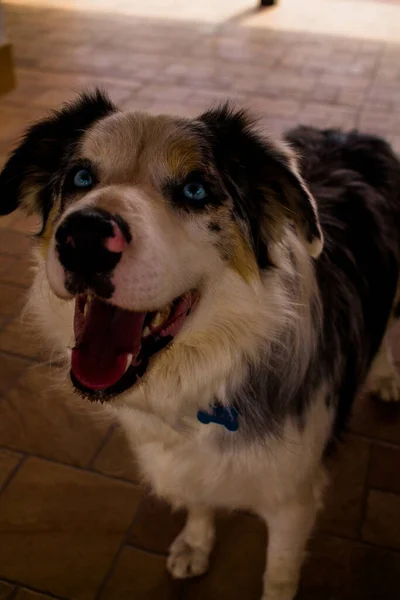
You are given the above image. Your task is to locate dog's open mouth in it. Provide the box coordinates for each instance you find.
[70,290,197,399]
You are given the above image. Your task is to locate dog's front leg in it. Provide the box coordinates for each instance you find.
[167,504,215,579]
[260,492,320,600]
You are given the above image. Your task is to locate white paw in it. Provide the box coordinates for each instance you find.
[261,581,298,600]
[261,594,296,600]
[167,535,210,579]
[371,373,400,402]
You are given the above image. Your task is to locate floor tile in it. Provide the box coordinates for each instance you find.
[368,443,400,495]
[318,436,370,538]
[0,108,38,144]
[129,495,186,555]
[0,581,15,600]
[92,425,141,483]
[7,215,41,236]
[0,449,22,491]
[0,353,29,396]
[0,317,44,359]
[0,365,111,467]
[0,213,18,230]
[297,534,400,600]
[14,589,63,600]
[0,254,35,288]
[0,255,14,276]
[182,513,266,600]
[99,545,183,600]
[0,284,26,318]
[362,490,400,551]
[349,392,400,445]
[0,457,143,600]
[0,231,31,257]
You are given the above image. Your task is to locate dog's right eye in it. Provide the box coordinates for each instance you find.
[73,169,93,189]
[183,182,207,201]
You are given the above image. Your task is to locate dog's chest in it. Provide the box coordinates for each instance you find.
[116,403,333,512]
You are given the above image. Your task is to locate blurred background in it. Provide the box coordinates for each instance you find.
[1,1,400,599]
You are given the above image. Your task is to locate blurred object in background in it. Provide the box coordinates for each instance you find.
[0,1,15,95]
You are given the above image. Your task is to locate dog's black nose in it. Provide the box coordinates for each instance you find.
[56,208,130,275]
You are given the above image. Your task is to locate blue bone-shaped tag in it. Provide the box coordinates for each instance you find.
[197,405,239,432]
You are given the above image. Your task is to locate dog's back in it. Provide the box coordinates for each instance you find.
[287,127,400,434]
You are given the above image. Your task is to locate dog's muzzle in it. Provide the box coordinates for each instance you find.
[55,208,130,297]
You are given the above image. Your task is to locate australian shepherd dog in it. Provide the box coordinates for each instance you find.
[1,91,400,599]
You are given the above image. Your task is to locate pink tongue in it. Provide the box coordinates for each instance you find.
[71,297,146,390]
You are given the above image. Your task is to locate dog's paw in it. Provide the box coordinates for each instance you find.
[371,373,400,402]
[261,581,298,600]
[261,593,297,600]
[167,535,209,579]
[261,594,296,600]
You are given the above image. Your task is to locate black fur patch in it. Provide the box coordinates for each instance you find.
[234,125,400,443]
[299,128,400,439]
[208,222,222,232]
[198,104,322,269]
[65,272,115,299]
[0,89,116,227]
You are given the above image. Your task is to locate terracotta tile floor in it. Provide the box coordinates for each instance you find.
[1,0,400,598]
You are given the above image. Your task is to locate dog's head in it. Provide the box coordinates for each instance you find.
[0,91,322,407]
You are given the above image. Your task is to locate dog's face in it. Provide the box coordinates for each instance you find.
[0,91,322,405]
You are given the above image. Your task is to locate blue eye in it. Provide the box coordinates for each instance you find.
[73,169,93,189]
[183,182,207,201]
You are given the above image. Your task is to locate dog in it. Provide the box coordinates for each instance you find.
[1,90,400,600]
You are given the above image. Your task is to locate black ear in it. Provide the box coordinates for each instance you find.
[199,104,323,262]
[0,89,116,220]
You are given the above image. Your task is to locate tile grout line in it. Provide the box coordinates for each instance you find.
[367,484,400,497]
[348,431,400,448]
[0,313,17,337]
[6,586,19,600]
[0,578,67,600]
[0,443,140,487]
[0,347,42,365]
[93,493,147,600]
[123,541,168,558]
[317,530,400,557]
[357,441,373,540]
[0,454,27,497]
[86,422,117,471]
[353,39,385,130]
[0,355,42,404]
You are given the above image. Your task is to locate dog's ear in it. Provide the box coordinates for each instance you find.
[0,89,116,221]
[199,104,323,262]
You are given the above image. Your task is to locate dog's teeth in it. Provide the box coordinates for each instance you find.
[150,304,172,329]
[83,294,93,317]
[125,353,133,373]
[142,325,151,339]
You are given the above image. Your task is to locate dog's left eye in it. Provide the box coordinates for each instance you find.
[73,169,93,189]
[183,182,207,201]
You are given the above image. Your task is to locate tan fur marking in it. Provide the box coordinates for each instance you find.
[39,201,59,256]
[164,139,201,178]
[83,112,202,189]
[228,223,259,283]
